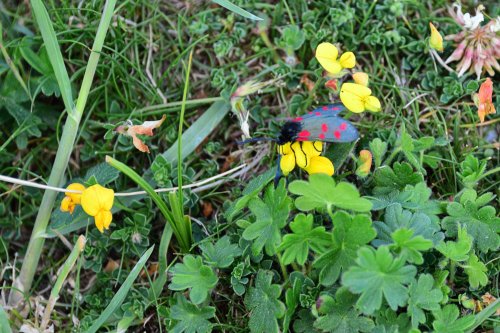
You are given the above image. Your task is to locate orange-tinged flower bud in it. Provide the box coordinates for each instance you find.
[356,150,373,177]
[352,72,369,86]
[476,77,496,123]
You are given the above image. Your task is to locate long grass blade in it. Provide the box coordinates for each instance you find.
[211,0,262,21]
[30,0,74,113]
[0,306,13,333]
[84,245,154,333]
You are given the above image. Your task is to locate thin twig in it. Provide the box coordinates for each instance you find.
[145,25,167,103]
[430,49,455,73]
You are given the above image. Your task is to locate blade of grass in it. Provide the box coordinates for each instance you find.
[29,0,74,114]
[211,0,263,21]
[466,298,500,333]
[84,245,154,333]
[40,235,86,330]
[9,0,117,307]
[0,306,13,333]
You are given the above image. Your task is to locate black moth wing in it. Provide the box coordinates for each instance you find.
[289,104,359,143]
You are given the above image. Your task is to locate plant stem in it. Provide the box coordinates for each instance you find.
[8,0,116,307]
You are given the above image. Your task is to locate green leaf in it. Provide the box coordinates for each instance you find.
[369,191,413,211]
[289,174,372,212]
[442,189,499,253]
[225,168,274,221]
[169,294,215,333]
[169,255,218,305]
[244,270,285,333]
[314,287,374,333]
[436,225,472,262]
[407,274,443,327]
[242,182,291,256]
[211,0,263,21]
[462,254,488,289]
[84,162,120,185]
[200,236,242,268]
[278,214,330,265]
[390,229,433,264]
[0,305,12,333]
[85,246,154,333]
[432,304,475,333]
[374,163,424,195]
[314,212,376,286]
[373,204,443,248]
[369,138,388,168]
[458,155,487,189]
[342,246,416,315]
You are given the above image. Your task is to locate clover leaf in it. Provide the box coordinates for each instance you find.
[169,255,218,305]
[407,274,443,328]
[342,246,416,315]
[463,254,488,289]
[314,287,374,333]
[278,214,330,265]
[390,229,433,265]
[242,182,292,256]
[289,174,372,212]
[442,189,500,253]
[374,162,424,195]
[200,236,242,268]
[314,211,376,286]
[169,294,216,333]
[244,270,285,333]
[432,304,474,333]
[373,204,443,247]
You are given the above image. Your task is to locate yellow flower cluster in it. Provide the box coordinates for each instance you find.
[60,183,115,233]
[315,42,382,113]
[278,141,334,177]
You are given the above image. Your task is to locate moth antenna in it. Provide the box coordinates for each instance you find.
[237,137,276,145]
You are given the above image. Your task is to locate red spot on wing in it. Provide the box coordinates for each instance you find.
[315,112,322,116]
[293,117,303,122]
[308,112,313,115]
[339,122,347,131]
[296,137,307,141]
[322,106,328,110]
[318,133,325,139]
[321,123,328,132]
[334,131,341,139]
[332,106,340,111]
[298,130,311,138]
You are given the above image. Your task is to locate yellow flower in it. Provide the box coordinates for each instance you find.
[278,141,334,176]
[429,22,443,52]
[352,72,369,86]
[81,184,115,233]
[315,42,356,77]
[356,150,373,178]
[60,183,86,214]
[340,82,381,113]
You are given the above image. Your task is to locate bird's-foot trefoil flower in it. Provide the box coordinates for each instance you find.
[340,82,381,113]
[80,184,115,233]
[278,141,334,177]
[315,42,356,77]
[473,77,496,123]
[115,115,167,153]
[429,22,444,52]
[60,183,86,214]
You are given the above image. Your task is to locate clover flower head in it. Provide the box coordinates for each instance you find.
[80,184,115,233]
[60,183,86,214]
[340,83,381,113]
[446,3,500,79]
[278,141,334,177]
[315,42,356,77]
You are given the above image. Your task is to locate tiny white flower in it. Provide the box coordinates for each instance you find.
[463,12,484,30]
